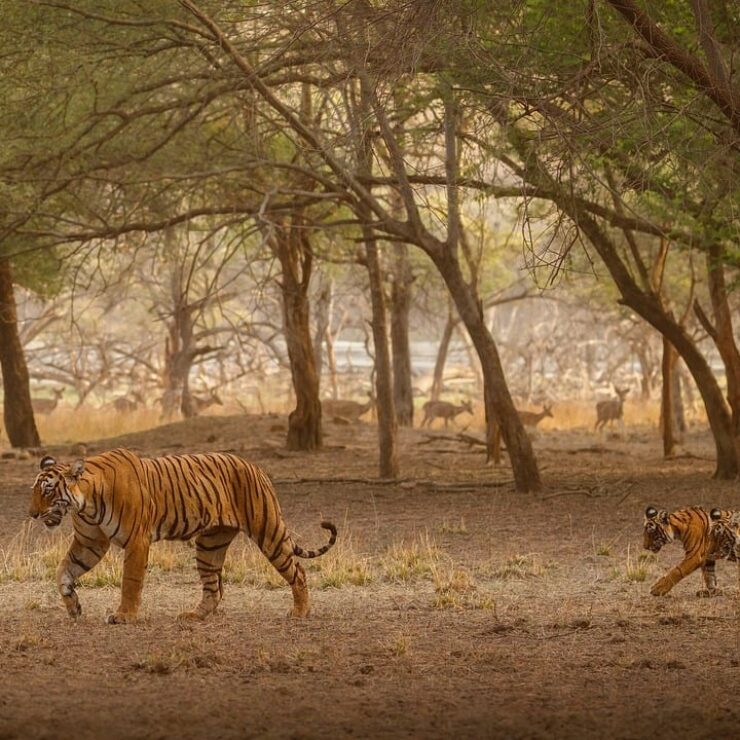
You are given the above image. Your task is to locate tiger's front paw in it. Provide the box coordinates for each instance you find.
[650,578,673,596]
[696,587,721,598]
[105,611,137,625]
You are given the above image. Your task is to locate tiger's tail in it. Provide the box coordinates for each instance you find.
[293,521,338,558]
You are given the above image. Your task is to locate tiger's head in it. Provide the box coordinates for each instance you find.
[29,456,85,529]
[643,505,674,552]
[708,508,740,562]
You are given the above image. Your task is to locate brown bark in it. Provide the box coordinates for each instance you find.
[430,308,457,402]
[571,211,737,478]
[0,257,41,448]
[660,337,676,457]
[364,233,399,478]
[271,219,322,452]
[433,250,538,489]
[389,244,414,427]
[699,245,740,458]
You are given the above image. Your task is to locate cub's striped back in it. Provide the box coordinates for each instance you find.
[644,505,728,598]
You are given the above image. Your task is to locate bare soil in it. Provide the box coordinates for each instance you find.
[1,415,739,739]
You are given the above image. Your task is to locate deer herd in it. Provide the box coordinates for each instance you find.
[24,382,632,433]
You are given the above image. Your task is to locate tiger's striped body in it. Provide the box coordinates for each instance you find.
[708,509,740,562]
[643,505,731,597]
[28,448,337,623]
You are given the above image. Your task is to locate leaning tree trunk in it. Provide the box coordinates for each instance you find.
[574,213,738,478]
[430,308,457,402]
[432,250,541,492]
[389,244,414,427]
[273,221,322,452]
[0,257,41,448]
[697,244,740,462]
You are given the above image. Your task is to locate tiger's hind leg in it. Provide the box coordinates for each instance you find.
[697,559,721,597]
[180,527,239,621]
[259,534,310,618]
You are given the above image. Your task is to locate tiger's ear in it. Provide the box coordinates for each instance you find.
[39,456,56,471]
[67,459,85,481]
[710,508,723,521]
[645,506,658,520]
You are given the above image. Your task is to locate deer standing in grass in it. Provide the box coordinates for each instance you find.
[31,388,64,416]
[322,395,374,422]
[113,390,145,413]
[517,403,553,428]
[192,388,223,415]
[595,386,629,431]
[421,399,473,429]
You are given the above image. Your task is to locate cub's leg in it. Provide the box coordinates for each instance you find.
[180,527,238,621]
[696,559,721,597]
[650,554,702,596]
[57,519,110,619]
[107,537,149,624]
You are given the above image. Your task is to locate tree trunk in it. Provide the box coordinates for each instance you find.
[389,244,414,427]
[432,250,541,491]
[272,221,322,452]
[313,275,333,381]
[574,212,737,478]
[430,308,457,402]
[672,360,686,434]
[701,244,740,461]
[364,233,399,478]
[660,337,676,457]
[0,258,41,448]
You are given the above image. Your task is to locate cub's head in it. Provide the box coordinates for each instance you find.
[29,456,85,529]
[708,508,740,562]
[643,505,673,552]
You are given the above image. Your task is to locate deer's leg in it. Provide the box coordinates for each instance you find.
[650,554,703,596]
[107,536,149,624]
[57,522,110,619]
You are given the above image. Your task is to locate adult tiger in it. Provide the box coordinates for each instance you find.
[643,505,731,597]
[28,448,337,623]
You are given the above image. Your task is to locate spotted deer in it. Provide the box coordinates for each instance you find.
[322,395,374,422]
[113,390,145,413]
[517,403,553,428]
[421,399,473,429]
[192,388,223,415]
[31,388,64,415]
[595,386,629,431]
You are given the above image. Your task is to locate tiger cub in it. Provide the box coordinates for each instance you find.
[707,508,740,562]
[643,505,732,597]
[29,448,337,623]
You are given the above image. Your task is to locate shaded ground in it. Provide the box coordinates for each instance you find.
[1,415,739,739]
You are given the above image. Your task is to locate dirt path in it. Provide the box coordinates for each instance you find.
[0,417,738,739]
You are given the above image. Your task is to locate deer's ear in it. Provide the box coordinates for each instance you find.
[39,456,56,471]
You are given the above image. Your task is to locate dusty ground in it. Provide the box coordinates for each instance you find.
[1,415,739,739]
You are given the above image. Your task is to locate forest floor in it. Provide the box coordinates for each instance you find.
[0,414,739,739]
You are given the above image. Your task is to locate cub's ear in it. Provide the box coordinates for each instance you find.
[710,508,723,521]
[67,459,85,480]
[645,506,658,520]
[39,456,56,471]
